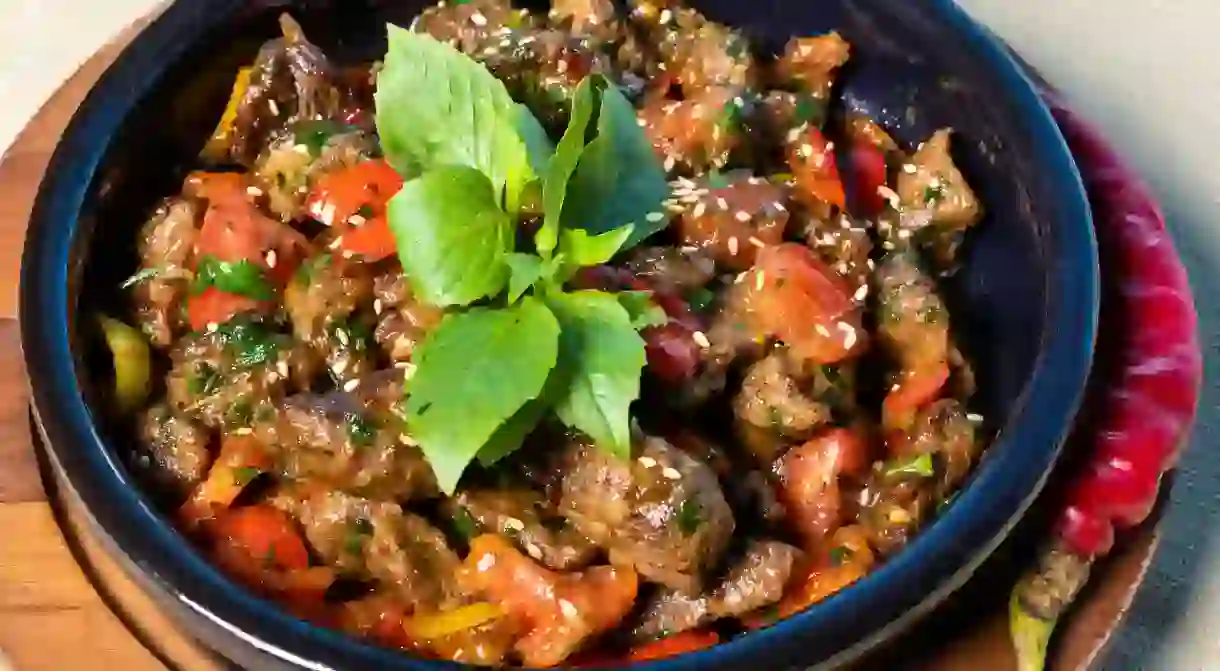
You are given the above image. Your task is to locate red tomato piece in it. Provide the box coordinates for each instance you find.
[849,139,889,217]
[186,287,261,331]
[216,504,311,571]
[882,361,951,436]
[628,630,721,662]
[306,159,404,262]
[774,428,871,548]
[743,243,865,365]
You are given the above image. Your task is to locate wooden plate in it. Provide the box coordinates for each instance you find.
[0,11,1164,671]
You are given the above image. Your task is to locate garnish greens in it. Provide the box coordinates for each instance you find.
[376,26,673,493]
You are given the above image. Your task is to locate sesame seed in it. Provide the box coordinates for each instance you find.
[728,237,739,255]
[748,236,766,248]
[840,323,857,349]
[903,163,917,174]
[853,284,869,301]
[663,155,677,172]
[335,329,350,346]
[265,249,278,268]
[646,211,665,222]
[206,322,219,333]
[469,11,487,26]
[692,201,707,218]
[349,214,367,227]
[294,144,310,154]
[693,331,711,348]
[332,359,349,376]
[320,203,337,226]
[235,427,254,436]
[734,210,751,223]
[504,517,525,531]
[399,433,418,446]
[716,197,729,210]
[897,228,912,240]
[277,360,290,377]
[755,271,765,290]
[268,99,280,116]
[343,379,361,392]
[786,127,803,144]
[877,185,901,207]
[477,554,496,572]
[867,259,876,270]
[526,544,544,560]
[815,324,831,337]
[328,236,343,250]
[639,456,657,468]
[774,202,787,212]
[659,8,673,23]
[661,467,682,480]
[798,143,814,158]
[734,271,747,284]
[246,186,263,197]
[967,413,984,423]
[373,299,383,315]
[559,599,579,619]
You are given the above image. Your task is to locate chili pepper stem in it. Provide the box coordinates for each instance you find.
[1009,546,1092,671]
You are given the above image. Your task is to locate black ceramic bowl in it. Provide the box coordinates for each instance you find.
[20,0,1098,669]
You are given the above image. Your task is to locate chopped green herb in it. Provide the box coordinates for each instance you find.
[331,318,373,353]
[755,603,780,624]
[883,453,936,478]
[917,302,947,325]
[214,317,285,368]
[189,363,221,396]
[226,401,254,428]
[345,412,377,447]
[705,169,732,190]
[676,499,703,535]
[262,545,278,568]
[232,466,261,486]
[356,204,375,218]
[924,182,946,205]
[687,287,715,313]
[451,507,479,540]
[295,254,332,286]
[193,256,274,301]
[254,404,276,423]
[718,99,743,132]
[344,517,374,554]
[294,119,353,156]
[828,545,852,566]
[793,94,826,127]
[120,266,161,289]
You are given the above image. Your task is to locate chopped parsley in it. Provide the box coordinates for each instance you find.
[226,401,254,428]
[189,363,221,396]
[295,253,332,286]
[687,287,716,313]
[923,182,946,205]
[214,317,285,368]
[345,412,377,448]
[344,517,374,555]
[676,499,703,535]
[193,256,274,301]
[451,507,479,540]
[294,119,355,156]
[793,94,826,127]
[356,203,375,218]
[232,466,261,486]
[828,545,852,566]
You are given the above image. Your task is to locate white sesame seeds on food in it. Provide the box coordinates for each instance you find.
[328,236,343,250]
[341,250,355,260]
[335,329,350,346]
[399,434,418,446]
[692,201,707,218]
[235,427,254,436]
[659,8,673,23]
[663,155,677,172]
[692,331,711,349]
[755,271,765,291]
[268,99,280,116]
[638,456,657,468]
[469,11,487,26]
[332,359,349,376]
[902,163,917,174]
[477,553,496,572]
[661,467,682,480]
[294,144,310,155]
[373,298,383,315]
[206,322,219,333]
[401,362,418,380]
[559,599,579,619]
[967,413,984,423]
[277,360,290,377]
[897,228,912,240]
[505,517,525,531]
[343,379,361,392]
[798,143,814,159]
[854,284,869,301]
[786,127,803,144]
[526,544,544,561]
[646,211,665,223]
[246,186,263,197]
[774,202,787,212]
[734,210,751,223]
[349,214,367,227]
[877,185,901,208]
[716,197,729,210]
[839,322,857,349]
[815,324,831,337]
[727,237,739,256]
[265,249,278,268]
[748,236,766,248]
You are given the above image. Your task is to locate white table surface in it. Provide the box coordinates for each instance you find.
[1,1,1216,669]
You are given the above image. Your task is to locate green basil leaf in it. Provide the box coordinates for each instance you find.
[193,256,274,301]
[559,225,634,269]
[388,166,512,307]
[505,252,544,304]
[546,290,646,459]
[375,26,535,210]
[615,290,668,330]
[537,77,600,257]
[561,78,671,250]
[406,297,560,494]
[516,103,555,178]
[475,396,549,467]
[884,453,935,478]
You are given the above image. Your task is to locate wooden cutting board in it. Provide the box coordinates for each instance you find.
[0,10,1162,671]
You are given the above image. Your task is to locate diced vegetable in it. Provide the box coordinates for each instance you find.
[628,629,721,661]
[178,436,272,525]
[305,159,404,262]
[97,316,152,413]
[403,602,504,641]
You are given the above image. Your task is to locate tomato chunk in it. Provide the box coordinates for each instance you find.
[306,159,404,262]
[787,126,846,209]
[628,630,721,661]
[774,428,871,548]
[186,287,261,331]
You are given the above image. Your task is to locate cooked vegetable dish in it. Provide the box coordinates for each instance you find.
[110,1,987,666]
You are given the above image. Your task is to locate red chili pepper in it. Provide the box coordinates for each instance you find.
[1009,92,1202,671]
[848,139,889,217]
[571,266,704,382]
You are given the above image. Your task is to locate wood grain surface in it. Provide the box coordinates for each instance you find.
[0,10,1160,671]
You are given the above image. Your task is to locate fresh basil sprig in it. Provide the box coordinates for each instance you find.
[376,28,674,493]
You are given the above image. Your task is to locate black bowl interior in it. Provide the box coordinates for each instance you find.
[21,0,1097,669]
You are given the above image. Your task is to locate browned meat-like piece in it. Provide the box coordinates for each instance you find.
[133,403,212,502]
[164,323,310,431]
[623,246,716,296]
[856,468,934,557]
[631,540,800,641]
[131,197,199,347]
[451,486,599,571]
[372,271,443,364]
[774,32,851,99]
[253,128,378,222]
[253,370,438,502]
[277,489,462,609]
[733,350,829,465]
[639,86,742,173]
[708,540,802,618]
[284,254,378,385]
[672,172,789,271]
[874,252,952,427]
[222,15,348,166]
[799,211,873,297]
[549,0,620,45]
[557,432,735,592]
[902,399,981,499]
[413,0,531,54]
[653,7,755,95]
[895,129,982,268]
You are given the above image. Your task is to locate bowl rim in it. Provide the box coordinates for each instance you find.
[19,0,1098,669]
